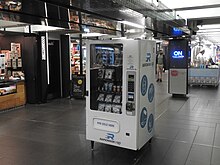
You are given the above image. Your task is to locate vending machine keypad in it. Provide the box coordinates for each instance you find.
[126,73,136,116]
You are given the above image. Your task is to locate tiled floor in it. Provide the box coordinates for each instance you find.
[1,72,220,165]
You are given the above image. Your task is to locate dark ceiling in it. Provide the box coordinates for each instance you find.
[42,0,145,24]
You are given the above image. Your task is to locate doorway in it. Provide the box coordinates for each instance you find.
[47,40,61,100]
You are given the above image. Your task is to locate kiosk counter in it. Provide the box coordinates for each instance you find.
[0,80,26,111]
[188,67,220,86]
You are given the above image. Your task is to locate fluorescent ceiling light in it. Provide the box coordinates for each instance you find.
[82,33,107,37]
[119,9,143,17]
[161,0,220,9]
[198,24,220,29]
[126,29,144,33]
[198,32,220,35]
[198,29,220,33]
[83,28,90,33]
[119,21,145,29]
[144,0,152,3]
[31,25,64,32]
[111,37,127,40]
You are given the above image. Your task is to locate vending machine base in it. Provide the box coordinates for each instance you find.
[90,137,153,150]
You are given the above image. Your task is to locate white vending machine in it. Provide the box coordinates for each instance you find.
[86,40,156,150]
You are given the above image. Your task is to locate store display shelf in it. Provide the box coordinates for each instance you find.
[96,90,122,95]
[91,109,122,114]
[97,78,122,82]
[102,65,122,69]
[97,101,122,105]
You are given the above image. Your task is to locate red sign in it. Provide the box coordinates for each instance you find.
[171,70,178,76]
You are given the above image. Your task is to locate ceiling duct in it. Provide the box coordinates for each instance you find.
[113,0,188,33]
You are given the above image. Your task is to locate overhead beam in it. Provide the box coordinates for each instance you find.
[188,16,220,25]
[157,4,220,12]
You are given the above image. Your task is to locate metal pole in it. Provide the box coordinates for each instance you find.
[79,34,83,75]
[78,11,83,75]
[121,23,125,37]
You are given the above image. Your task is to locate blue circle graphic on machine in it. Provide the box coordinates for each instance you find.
[140,107,148,128]
[148,114,154,133]
[141,75,148,96]
[148,83,154,103]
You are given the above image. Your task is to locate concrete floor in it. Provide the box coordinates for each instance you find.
[0,72,220,165]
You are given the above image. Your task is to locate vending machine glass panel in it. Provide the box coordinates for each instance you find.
[89,44,123,114]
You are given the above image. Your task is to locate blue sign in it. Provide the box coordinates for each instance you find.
[148,83,154,103]
[106,133,114,140]
[148,114,154,133]
[140,107,148,128]
[172,50,184,59]
[141,75,148,96]
[146,53,151,62]
[172,27,183,36]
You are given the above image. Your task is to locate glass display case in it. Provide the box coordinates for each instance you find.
[0,81,17,96]
[89,44,123,114]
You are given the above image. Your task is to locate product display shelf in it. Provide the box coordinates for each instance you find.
[93,65,123,114]
[96,90,122,95]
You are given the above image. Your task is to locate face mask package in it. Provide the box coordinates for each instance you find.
[98,103,105,111]
[105,94,113,103]
[97,94,105,101]
[112,104,122,114]
[105,104,112,112]
[105,69,114,79]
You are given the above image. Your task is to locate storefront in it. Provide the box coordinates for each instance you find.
[0,32,37,110]
[0,0,125,108]
[189,36,220,86]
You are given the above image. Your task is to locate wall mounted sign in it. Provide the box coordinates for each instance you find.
[41,36,46,60]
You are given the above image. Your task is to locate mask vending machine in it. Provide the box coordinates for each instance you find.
[86,40,156,150]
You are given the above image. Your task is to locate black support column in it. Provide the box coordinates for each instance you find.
[61,35,71,98]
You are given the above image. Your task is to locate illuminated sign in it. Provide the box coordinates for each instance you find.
[172,50,184,59]
[41,36,46,60]
[172,27,183,36]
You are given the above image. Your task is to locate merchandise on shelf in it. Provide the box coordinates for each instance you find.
[90,45,123,114]
[0,43,24,80]
[71,42,80,74]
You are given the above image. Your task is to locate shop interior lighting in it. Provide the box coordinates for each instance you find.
[111,37,127,40]
[119,21,145,29]
[83,28,90,33]
[0,20,26,28]
[31,25,64,32]
[198,24,220,29]
[119,9,143,17]
[82,33,107,37]
[198,29,220,33]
